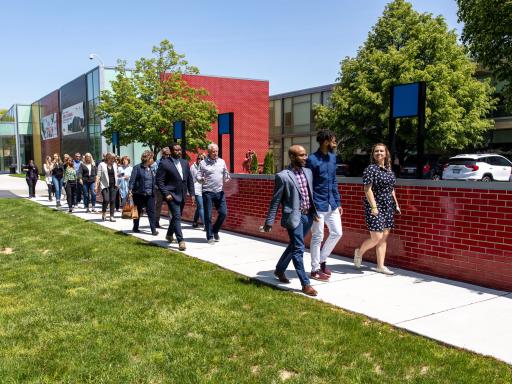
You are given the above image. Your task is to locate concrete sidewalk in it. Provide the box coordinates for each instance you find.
[2,174,511,365]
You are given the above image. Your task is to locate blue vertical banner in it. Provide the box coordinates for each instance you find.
[391,83,420,118]
[173,121,184,140]
[217,112,234,173]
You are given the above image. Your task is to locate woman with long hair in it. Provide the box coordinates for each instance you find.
[96,152,118,222]
[354,143,401,275]
[43,156,54,201]
[23,160,39,198]
[51,153,64,207]
[78,153,97,213]
[117,155,133,209]
[63,157,78,213]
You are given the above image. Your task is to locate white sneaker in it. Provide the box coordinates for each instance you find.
[354,248,362,269]
[375,266,394,275]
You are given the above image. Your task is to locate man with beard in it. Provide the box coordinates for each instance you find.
[156,144,195,251]
[262,145,319,296]
[306,130,343,281]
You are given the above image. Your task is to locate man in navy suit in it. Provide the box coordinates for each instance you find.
[156,144,195,251]
[263,145,319,296]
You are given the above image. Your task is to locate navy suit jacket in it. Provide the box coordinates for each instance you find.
[156,157,194,204]
[265,166,317,230]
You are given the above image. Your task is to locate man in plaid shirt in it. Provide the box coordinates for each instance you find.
[263,145,319,296]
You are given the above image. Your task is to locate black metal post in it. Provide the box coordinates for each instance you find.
[229,112,234,173]
[416,81,427,179]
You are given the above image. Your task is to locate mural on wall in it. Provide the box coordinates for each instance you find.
[41,113,58,140]
[61,102,85,136]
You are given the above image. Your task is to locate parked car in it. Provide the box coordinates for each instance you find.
[399,155,447,179]
[442,154,512,182]
[336,163,350,176]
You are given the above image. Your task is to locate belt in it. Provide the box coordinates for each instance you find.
[300,208,310,215]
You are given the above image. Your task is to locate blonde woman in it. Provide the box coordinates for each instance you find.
[51,154,64,207]
[78,153,97,213]
[354,143,400,275]
[63,157,78,213]
[43,156,54,201]
[96,152,118,221]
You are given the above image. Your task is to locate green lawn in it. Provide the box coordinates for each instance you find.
[0,200,510,383]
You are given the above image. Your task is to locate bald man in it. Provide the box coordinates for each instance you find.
[263,145,319,296]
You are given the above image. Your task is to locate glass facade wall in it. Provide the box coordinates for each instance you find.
[0,107,17,172]
[87,68,102,161]
[269,85,335,170]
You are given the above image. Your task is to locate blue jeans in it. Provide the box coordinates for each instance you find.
[275,213,314,287]
[82,181,96,208]
[203,191,227,240]
[166,199,185,242]
[52,176,63,200]
[193,194,204,225]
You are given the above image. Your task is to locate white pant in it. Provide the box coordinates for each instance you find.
[310,207,342,272]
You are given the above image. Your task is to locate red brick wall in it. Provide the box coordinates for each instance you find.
[178,74,269,173]
[176,176,512,292]
[38,90,61,164]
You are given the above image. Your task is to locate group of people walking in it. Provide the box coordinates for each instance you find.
[263,130,400,296]
[27,131,399,298]
[31,142,230,252]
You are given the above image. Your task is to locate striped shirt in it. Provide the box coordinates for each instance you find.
[292,167,311,211]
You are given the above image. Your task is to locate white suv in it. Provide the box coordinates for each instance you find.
[442,154,512,182]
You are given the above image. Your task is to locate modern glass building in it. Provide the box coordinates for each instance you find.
[1,66,269,173]
[0,104,33,172]
[269,84,333,171]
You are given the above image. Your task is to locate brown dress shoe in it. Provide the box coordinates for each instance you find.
[302,285,318,296]
[178,241,186,251]
[274,271,290,284]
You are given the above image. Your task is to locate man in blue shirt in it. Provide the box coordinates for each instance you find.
[306,130,343,281]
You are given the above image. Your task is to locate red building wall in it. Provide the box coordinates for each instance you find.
[176,176,512,292]
[38,90,61,163]
[181,74,269,173]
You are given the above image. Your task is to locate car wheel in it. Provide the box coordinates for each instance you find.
[481,175,492,182]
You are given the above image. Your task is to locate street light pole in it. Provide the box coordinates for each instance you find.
[89,53,107,156]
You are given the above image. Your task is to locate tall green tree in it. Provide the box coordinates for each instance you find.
[457,0,512,110]
[97,40,218,157]
[316,0,496,160]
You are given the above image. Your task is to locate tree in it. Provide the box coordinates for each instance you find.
[457,0,512,110]
[316,0,497,161]
[97,40,218,157]
[250,152,259,174]
[263,150,275,174]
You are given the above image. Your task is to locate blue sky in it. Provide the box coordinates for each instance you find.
[0,0,461,108]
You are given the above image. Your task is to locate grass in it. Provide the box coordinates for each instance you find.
[0,199,511,383]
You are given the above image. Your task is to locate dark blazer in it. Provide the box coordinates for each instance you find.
[128,163,155,195]
[77,163,97,183]
[156,157,194,204]
[265,166,317,230]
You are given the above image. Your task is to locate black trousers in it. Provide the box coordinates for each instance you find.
[133,193,156,233]
[166,199,185,242]
[101,186,117,216]
[154,188,164,224]
[65,181,77,209]
[26,178,37,197]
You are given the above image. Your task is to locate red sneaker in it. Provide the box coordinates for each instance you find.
[310,270,330,282]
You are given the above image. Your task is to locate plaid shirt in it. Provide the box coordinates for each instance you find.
[292,167,311,211]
